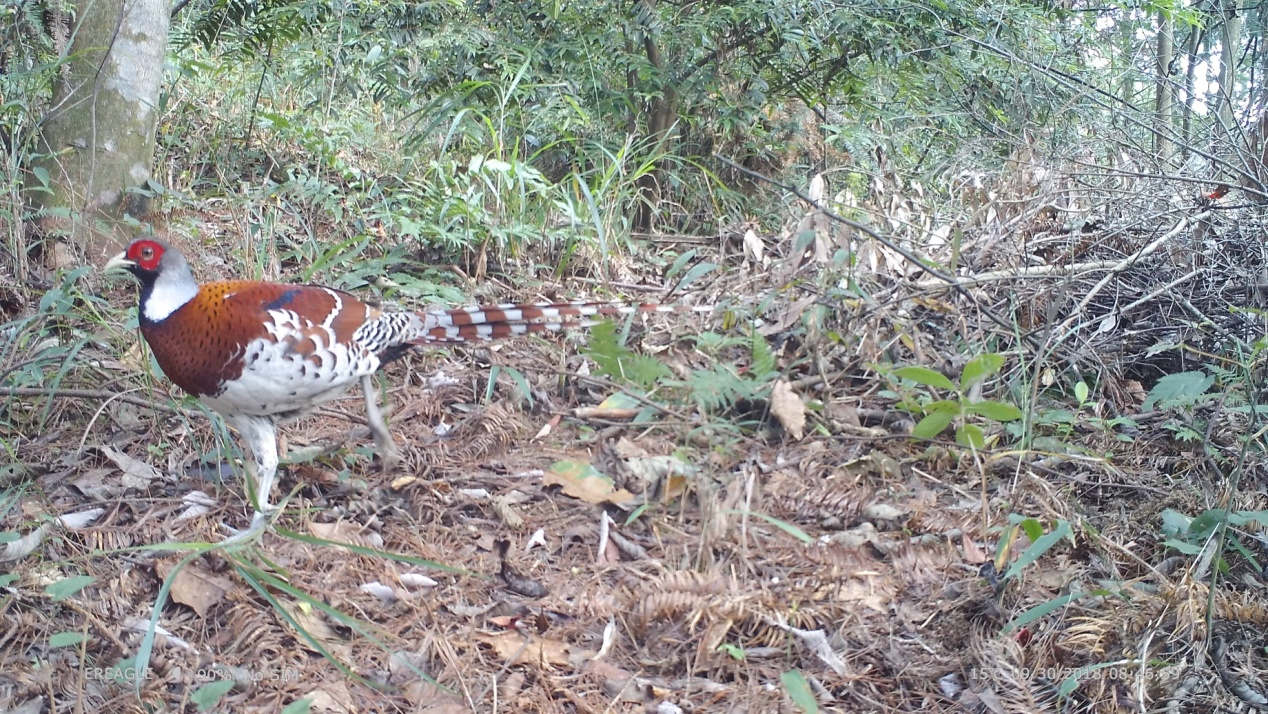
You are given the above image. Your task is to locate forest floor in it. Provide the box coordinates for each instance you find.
[4,189,1268,714]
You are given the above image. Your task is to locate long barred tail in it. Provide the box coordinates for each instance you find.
[412,302,706,345]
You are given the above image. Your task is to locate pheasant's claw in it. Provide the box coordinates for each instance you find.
[218,509,276,545]
[362,374,402,473]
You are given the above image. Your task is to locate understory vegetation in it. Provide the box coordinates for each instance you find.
[5,0,1268,711]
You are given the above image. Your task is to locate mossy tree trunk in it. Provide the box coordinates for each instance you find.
[27,0,170,265]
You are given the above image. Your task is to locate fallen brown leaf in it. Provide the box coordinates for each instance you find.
[475,631,585,668]
[155,560,233,618]
[532,414,562,440]
[308,521,385,549]
[301,680,357,713]
[98,446,162,490]
[282,599,351,659]
[544,460,635,506]
[770,380,806,440]
[962,533,988,564]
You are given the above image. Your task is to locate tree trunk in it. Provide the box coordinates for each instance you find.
[631,0,677,233]
[1213,2,1240,151]
[1178,21,1204,160]
[27,0,170,265]
[1116,18,1134,124]
[1153,9,1174,168]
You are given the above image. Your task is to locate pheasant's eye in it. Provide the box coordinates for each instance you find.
[140,246,154,260]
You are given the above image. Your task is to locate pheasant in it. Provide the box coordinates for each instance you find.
[106,238,685,540]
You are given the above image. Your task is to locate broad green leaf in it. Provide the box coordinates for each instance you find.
[1003,520,1072,581]
[281,700,314,714]
[0,573,17,587]
[895,366,955,391]
[1074,381,1089,404]
[1161,538,1203,555]
[1158,509,1191,537]
[912,409,955,439]
[959,353,1004,390]
[956,424,985,449]
[1231,510,1268,529]
[0,531,19,543]
[1017,517,1044,544]
[781,669,819,713]
[1142,371,1214,411]
[665,249,697,280]
[790,229,817,258]
[48,631,87,648]
[1038,409,1075,425]
[673,261,718,290]
[1189,509,1226,536]
[664,249,705,280]
[192,679,235,711]
[1003,590,1084,633]
[965,400,1023,421]
[718,643,746,660]
[46,575,95,602]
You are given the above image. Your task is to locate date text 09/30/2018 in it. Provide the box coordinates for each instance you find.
[85,666,301,683]
[968,665,1183,682]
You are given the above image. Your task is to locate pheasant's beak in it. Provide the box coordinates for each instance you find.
[103,251,136,274]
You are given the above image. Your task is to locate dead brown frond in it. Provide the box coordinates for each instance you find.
[420,402,521,466]
[887,540,960,587]
[627,569,735,634]
[764,467,875,526]
[969,630,1064,713]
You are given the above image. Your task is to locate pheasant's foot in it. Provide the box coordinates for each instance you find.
[218,508,277,545]
[362,374,402,473]
[373,430,402,472]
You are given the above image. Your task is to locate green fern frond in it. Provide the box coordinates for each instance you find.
[689,331,747,353]
[675,364,754,414]
[582,320,672,390]
[750,329,777,380]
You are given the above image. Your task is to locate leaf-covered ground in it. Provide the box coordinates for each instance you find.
[5,166,1268,713]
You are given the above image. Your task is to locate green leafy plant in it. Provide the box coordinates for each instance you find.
[582,321,784,420]
[718,642,746,660]
[1137,370,1268,444]
[996,516,1074,585]
[885,353,1023,448]
[1016,380,1138,446]
[1160,508,1268,572]
[997,517,1087,636]
[581,320,673,390]
[1142,371,1215,412]
[673,329,780,415]
[781,669,820,713]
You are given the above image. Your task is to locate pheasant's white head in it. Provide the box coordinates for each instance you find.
[105,238,199,323]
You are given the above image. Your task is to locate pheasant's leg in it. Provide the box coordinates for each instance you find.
[221,415,280,543]
[362,374,401,472]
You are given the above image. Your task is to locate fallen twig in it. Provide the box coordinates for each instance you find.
[0,387,185,415]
